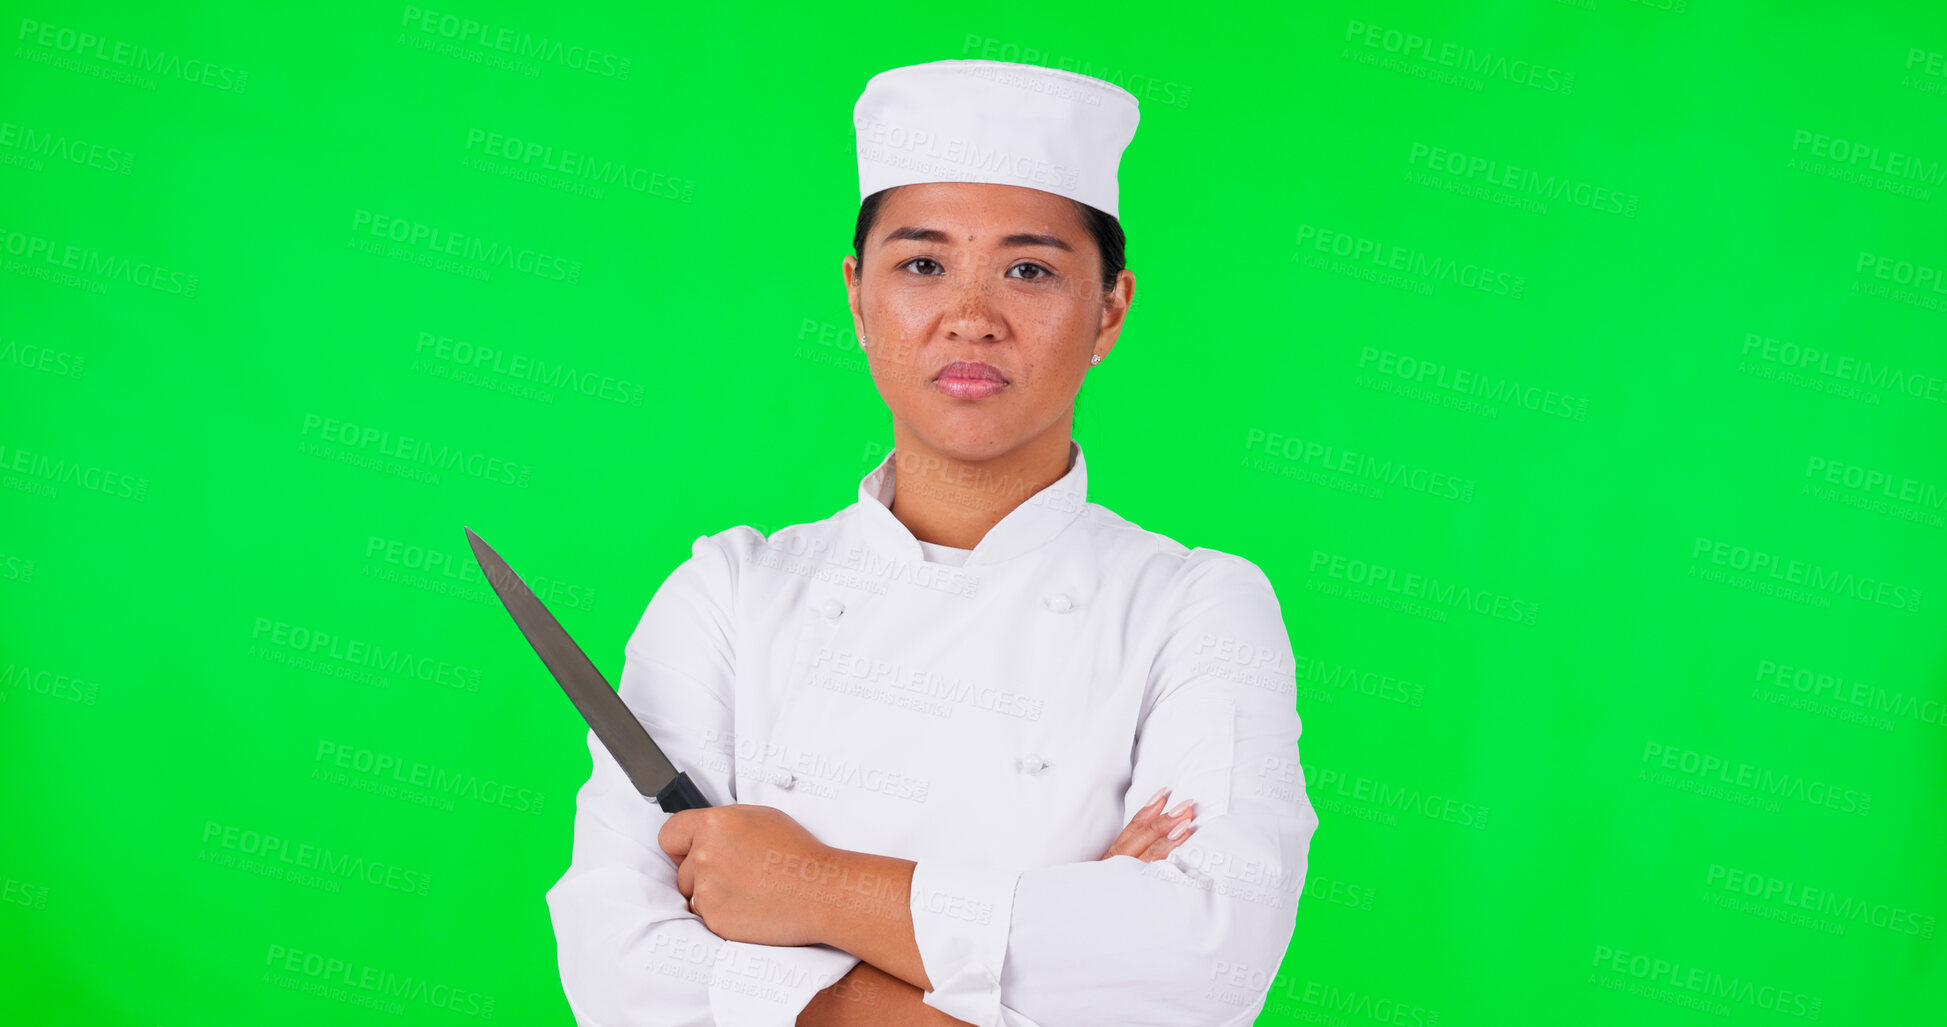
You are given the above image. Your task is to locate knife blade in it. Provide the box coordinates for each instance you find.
[465,527,711,812]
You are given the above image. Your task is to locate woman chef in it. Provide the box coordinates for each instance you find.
[546,59,1319,1027]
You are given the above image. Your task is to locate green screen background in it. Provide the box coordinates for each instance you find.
[4,2,1943,1023]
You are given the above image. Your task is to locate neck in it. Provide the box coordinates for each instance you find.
[886,420,1074,550]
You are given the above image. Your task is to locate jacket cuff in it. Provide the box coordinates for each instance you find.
[708,940,860,1026]
[908,858,1023,1027]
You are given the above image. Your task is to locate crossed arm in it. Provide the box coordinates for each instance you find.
[656,792,1201,1026]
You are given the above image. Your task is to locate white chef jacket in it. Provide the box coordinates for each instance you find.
[545,438,1318,1027]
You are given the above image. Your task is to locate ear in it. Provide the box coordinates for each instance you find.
[1093,268,1135,360]
[842,255,866,346]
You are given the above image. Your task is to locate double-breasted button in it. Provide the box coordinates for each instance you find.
[1044,592,1074,613]
[818,598,845,621]
[1019,754,1049,774]
[769,768,796,789]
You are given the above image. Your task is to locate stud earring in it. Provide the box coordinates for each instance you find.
[1090,354,1102,366]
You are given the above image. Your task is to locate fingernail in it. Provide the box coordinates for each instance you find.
[1145,787,1170,810]
[1167,818,1194,841]
[1165,799,1193,818]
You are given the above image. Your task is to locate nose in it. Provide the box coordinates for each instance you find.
[941,274,1003,343]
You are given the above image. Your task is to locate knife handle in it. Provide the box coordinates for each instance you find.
[655,771,712,812]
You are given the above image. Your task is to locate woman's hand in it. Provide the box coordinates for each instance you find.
[1097,787,1197,862]
[659,804,840,947]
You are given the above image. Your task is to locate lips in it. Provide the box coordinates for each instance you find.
[933,360,1009,400]
[935,360,1007,384]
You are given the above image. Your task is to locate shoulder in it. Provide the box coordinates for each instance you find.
[645,524,772,610]
[687,506,853,567]
[689,523,768,562]
[1079,501,1282,606]
[1101,512,1294,716]
[675,506,858,588]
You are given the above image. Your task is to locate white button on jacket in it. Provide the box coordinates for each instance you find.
[546,439,1318,1027]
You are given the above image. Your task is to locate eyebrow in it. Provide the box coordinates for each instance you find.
[881,226,1073,252]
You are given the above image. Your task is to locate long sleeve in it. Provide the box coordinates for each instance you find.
[544,530,863,1026]
[906,550,1319,1027]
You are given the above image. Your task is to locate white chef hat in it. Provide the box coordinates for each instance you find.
[853,59,1141,219]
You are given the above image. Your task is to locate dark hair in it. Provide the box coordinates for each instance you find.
[851,186,1126,296]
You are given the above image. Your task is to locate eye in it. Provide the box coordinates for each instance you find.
[899,257,945,276]
[1009,262,1055,281]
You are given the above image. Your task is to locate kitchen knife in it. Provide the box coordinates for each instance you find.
[465,527,711,812]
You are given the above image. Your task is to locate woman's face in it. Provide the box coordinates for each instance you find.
[843,182,1133,465]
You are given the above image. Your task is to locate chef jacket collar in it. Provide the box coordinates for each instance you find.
[857,439,1088,567]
